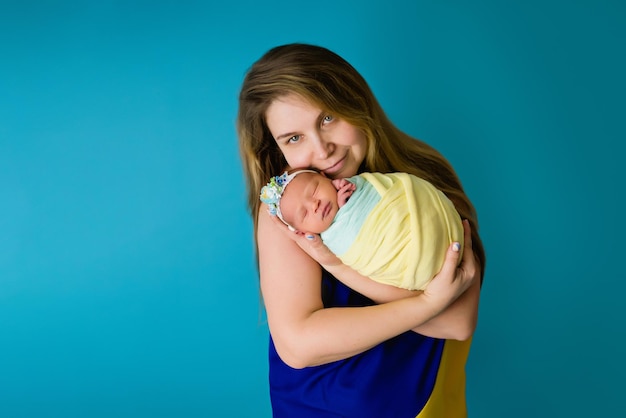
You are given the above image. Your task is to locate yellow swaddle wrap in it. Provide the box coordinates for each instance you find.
[339,172,463,290]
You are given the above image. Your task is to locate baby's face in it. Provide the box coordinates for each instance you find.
[280,172,339,234]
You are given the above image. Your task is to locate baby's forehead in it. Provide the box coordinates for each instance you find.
[291,171,319,185]
[282,172,318,200]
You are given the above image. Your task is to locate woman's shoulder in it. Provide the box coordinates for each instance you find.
[256,207,322,288]
[257,207,307,258]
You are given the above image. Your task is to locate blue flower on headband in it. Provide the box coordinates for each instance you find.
[275,172,289,186]
[260,173,288,216]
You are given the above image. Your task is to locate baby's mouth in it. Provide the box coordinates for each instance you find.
[322,202,331,219]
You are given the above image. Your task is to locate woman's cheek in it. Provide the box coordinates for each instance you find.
[284,151,308,169]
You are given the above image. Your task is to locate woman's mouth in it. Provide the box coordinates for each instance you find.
[322,155,346,176]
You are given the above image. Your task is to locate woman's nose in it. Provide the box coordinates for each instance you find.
[314,136,334,159]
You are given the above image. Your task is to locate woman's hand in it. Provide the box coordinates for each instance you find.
[270,215,342,267]
[406,219,480,340]
[421,219,476,311]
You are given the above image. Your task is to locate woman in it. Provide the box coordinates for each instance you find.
[237,43,485,417]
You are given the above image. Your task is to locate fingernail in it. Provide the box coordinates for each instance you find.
[306,234,314,240]
[452,242,461,252]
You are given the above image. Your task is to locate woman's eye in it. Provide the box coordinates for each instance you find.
[322,115,334,124]
[288,135,301,144]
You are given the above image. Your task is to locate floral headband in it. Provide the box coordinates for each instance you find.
[259,169,317,230]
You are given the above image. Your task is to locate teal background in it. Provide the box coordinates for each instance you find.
[1,1,624,417]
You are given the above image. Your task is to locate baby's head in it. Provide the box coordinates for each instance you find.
[260,170,339,233]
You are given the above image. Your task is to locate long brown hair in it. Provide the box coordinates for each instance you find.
[237,43,485,277]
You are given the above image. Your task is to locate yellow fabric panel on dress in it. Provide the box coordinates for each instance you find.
[416,338,472,418]
[339,172,463,290]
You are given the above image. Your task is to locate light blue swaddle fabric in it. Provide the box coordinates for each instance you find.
[321,175,381,256]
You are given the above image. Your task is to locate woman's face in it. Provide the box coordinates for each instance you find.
[265,94,367,179]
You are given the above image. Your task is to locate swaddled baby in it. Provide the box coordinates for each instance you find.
[260,170,463,290]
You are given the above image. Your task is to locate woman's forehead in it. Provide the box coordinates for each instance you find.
[266,96,322,141]
[267,94,319,119]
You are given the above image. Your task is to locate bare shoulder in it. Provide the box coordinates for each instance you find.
[257,208,324,325]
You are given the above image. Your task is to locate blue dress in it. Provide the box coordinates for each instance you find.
[268,271,471,417]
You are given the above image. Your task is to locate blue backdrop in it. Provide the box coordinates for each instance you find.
[1,1,624,417]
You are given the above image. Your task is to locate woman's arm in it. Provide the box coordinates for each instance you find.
[411,271,480,340]
[325,261,480,340]
[258,209,471,369]
[292,220,481,340]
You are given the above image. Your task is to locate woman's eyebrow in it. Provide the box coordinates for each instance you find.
[275,110,326,141]
[274,131,297,141]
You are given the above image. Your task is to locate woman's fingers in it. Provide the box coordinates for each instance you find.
[462,219,473,249]
[459,219,477,282]
[299,232,342,267]
[440,240,463,279]
[422,220,477,310]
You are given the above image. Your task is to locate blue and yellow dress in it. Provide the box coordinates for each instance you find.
[268,271,472,418]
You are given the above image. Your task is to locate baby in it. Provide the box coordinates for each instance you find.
[260,170,463,290]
